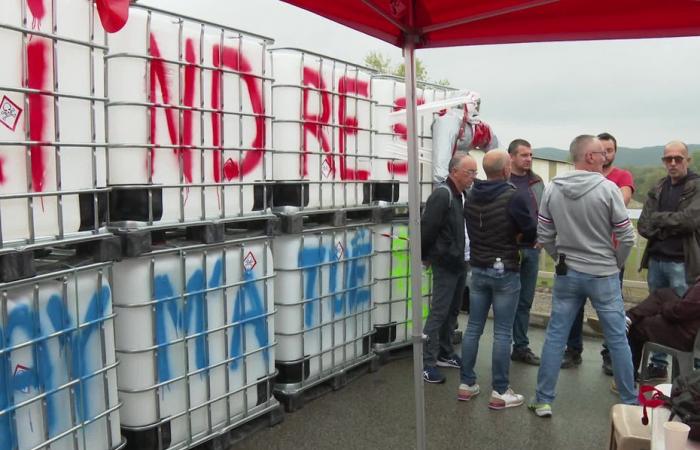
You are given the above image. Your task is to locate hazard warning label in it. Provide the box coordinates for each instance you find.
[0,95,22,132]
[243,251,257,271]
[335,241,344,260]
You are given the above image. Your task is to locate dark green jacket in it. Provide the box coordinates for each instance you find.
[638,173,700,283]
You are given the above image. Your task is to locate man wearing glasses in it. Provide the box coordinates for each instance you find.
[421,152,478,383]
[637,140,700,380]
[529,135,636,417]
[562,132,636,375]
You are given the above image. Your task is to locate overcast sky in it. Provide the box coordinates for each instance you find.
[140,0,700,150]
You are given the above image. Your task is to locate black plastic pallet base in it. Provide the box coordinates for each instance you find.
[0,234,121,283]
[204,403,284,450]
[363,181,400,204]
[254,182,310,209]
[276,209,346,234]
[122,422,172,450]
[110,215,279,258]
[274,355,379,413]
[374,343,414,366]
[0,250,35,283]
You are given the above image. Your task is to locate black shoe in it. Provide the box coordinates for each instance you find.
[644,364,668,382]
[561,349,582,369]
[511,347,541,366]
[601,349,613,376]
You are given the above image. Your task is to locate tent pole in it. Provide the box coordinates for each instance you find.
[403,38,427,450]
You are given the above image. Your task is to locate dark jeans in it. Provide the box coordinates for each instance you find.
[423,264,466,366]
[566,268,625,354]
[512,248,540,350]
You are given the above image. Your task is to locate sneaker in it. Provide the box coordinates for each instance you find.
[528,401,553,418]
[437,354,462,369]
[560,349,582,369]
[488,387,524,410]
[511,347,541,366]
[457,383,480,401]
[643,364,668,382]
[601,349,613,376]
[423,366,446,384]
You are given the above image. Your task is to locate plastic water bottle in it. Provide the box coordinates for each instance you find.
[493,257,504,275]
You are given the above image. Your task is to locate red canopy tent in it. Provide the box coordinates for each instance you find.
[279,1,700,448]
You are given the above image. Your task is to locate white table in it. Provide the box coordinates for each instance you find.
[651,383,700,450]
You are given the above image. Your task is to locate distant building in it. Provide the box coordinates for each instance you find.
[468,149,573,184]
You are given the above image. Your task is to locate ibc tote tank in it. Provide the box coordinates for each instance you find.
[107,5,273,226]
[0,0,108,247]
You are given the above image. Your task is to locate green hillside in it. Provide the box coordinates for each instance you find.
[535,145,700,166]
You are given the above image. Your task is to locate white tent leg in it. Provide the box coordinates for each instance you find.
[404,38,427,450]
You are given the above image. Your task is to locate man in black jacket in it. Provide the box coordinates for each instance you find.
[637,140,700,380]
[421,151,477,383]
[458,150,537,408]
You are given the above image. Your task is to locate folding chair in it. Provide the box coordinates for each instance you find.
[640,332,700,382]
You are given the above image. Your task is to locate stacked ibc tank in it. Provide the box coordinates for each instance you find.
[0,1,122,449]
[371,219,433,356]
[1,0,468,447]
[270,49,375,210]
[106,5,281,449]
[371,75,456,204]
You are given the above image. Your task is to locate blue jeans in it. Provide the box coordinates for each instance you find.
[565,268,625,354]
[512,248,540,350]
[460,267,520,394]
[647,258,688,297]
[536,269,637,405]
[647,258,688,368]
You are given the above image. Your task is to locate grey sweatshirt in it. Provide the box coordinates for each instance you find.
[537,170,636,276]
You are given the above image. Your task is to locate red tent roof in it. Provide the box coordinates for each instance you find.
[281,0,700,48]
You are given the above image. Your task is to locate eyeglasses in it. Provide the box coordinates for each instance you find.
[662,155,686,164]
[461,169,478,176]
[589,151,606,157]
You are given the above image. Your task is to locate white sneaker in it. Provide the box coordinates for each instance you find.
[488,387,524,410]
[457,383,480,401]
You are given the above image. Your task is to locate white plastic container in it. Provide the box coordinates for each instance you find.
[0,260,122,450]
[112,235,275,449]
[0,0,108,247]
[273,225,373,390]
[372,222,432,348]
[107,5,273,226]
[371,75,455,203]
[271,49,374,210]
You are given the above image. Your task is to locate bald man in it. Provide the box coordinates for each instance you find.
[458,150,536,409]
[637,140,700,380]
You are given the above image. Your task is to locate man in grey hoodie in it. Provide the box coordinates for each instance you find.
[529,135,637,418]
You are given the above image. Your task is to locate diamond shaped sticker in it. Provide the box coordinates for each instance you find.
[0,95,22,132]
[14,364,31,393]
[243,251,257,272]
[321,159,332,178]
[335,241,344,260]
